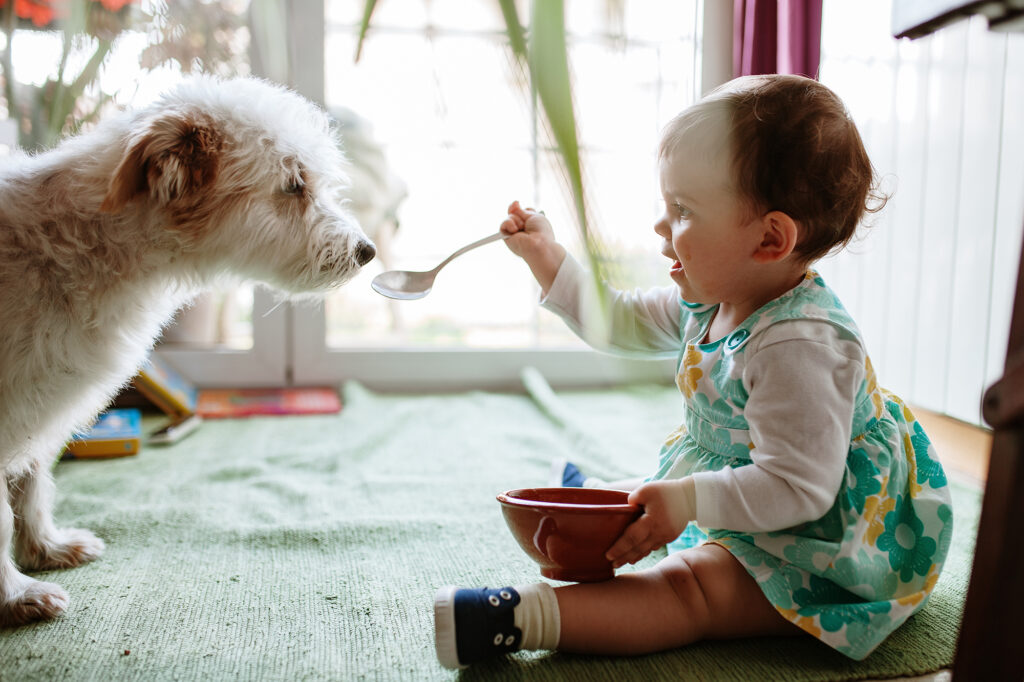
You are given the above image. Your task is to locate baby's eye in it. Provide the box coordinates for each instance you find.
[673,202,692,219]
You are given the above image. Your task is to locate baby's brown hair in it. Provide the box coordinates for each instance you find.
[660,74,885,262]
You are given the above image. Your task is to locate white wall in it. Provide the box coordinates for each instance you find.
[818,6,1024,426]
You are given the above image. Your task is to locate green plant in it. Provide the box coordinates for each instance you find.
[1,0,135,150]
[0,0,248,151]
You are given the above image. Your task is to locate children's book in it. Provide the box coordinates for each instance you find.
[131,356,202,444]
[133,356,198,420]
[196,387,342,418]
[65,408,142,458]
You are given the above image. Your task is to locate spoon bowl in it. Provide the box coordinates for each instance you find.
[371,232,509,300]
[370,270,434,300]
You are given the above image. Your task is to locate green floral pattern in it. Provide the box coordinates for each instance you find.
[658,270,953,660]
[876,495,937,582]
[845,448,882,514]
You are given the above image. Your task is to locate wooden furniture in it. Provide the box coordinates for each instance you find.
[954,234,1024,679]
[892,2,1023,678]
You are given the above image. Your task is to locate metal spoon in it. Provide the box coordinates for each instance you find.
[371,232,511,300]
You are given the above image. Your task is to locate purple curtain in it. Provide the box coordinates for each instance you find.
[733,0,823,79]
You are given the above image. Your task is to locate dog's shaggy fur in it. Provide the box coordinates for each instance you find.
[0,77,375,626]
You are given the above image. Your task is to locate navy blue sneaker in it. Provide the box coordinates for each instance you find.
[434,586,521,669]
[548,458,587,487]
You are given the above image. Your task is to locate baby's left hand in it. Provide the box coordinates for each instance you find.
[605,478,696,568]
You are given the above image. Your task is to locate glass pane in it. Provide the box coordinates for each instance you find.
[323,0,698,349]
[161,286,255,351]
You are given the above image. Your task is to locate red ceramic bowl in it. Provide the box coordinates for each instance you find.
[497,487,642,583]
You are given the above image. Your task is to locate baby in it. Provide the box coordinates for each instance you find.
[433,74,953,668]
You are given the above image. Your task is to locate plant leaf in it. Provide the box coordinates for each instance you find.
[527,0,607,325]
[529,0,581,228]
[497,0,526,61]
[355,0,378,63]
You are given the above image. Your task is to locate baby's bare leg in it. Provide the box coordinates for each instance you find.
[555,543,798,655]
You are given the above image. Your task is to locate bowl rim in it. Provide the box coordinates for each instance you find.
[497,487,640,513]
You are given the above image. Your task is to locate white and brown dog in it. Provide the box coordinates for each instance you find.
[0,77,375,626]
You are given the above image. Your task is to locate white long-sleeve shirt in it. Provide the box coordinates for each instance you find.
[541,255,866,533]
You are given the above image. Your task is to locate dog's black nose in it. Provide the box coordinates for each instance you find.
[355,240,376,266]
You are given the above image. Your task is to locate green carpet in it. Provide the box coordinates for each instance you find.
[0,376,978,681]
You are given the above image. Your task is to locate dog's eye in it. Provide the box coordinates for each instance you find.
[283,181,304,196]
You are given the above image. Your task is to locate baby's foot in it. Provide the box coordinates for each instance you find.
[434,586,523,669]
[548,458,586,487]
[548,458,608,488]
[17,527,105,570]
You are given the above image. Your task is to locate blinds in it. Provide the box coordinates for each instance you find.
[819,3,1024,426]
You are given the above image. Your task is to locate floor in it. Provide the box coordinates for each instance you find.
[874,408,991,682]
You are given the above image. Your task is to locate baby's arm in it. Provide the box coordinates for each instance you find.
[607,322,863,567]
[690,322,864,532]
[500,201,681,356]
[525,243,684,364]
[542,255,681,356]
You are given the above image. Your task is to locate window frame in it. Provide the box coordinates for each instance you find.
[157,287,289,387]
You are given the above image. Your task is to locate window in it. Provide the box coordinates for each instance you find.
[291,0,703,389]
[1,1,715,391]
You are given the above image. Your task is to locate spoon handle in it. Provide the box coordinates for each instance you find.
[435,231,511,271]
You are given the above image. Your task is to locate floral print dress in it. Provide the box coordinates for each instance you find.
[654,270,953,660]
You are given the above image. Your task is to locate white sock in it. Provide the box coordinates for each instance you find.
[513,582,561,650]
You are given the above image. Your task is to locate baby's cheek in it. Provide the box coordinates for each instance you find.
[672,239,691,262]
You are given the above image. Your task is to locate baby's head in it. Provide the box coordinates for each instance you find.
[659,74,883,263]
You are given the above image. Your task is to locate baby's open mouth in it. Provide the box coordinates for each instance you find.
[670,260,683,273]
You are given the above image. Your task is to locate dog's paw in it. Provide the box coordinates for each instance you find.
[0,578,69,627]
[18,528,105,570]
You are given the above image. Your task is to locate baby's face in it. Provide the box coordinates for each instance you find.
[654,142,765,305]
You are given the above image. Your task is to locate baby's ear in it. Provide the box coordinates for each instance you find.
[101,111,224,214]
[752,210,799,263]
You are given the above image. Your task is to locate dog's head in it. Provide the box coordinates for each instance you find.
[101,76,376,293]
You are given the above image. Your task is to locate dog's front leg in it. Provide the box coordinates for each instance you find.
[0,471,71,626]
[11,458,105,572]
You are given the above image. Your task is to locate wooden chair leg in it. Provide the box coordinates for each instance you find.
[953,428,1024,678]
[953,234,1024,679]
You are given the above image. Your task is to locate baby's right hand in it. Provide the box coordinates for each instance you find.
[500,200,557,260]
[500,200,566,294]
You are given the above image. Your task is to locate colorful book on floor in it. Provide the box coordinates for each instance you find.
[65,408,142,458]
[196,387,342,418]
[132,355,202,444]
[133,356,198,420]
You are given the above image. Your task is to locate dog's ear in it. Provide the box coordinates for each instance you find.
[101,112,224,214]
